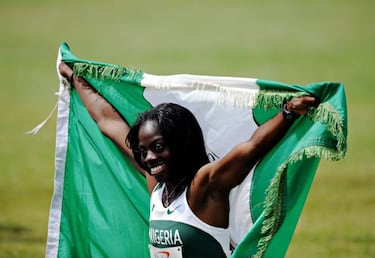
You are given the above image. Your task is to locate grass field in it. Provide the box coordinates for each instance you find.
[1,0,374,257]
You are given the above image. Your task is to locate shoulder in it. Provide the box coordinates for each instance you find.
[188,162,228,206]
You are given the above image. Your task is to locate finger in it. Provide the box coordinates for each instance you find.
[302,96,318,106]
[59,62,73,78]
[287,97,317,114]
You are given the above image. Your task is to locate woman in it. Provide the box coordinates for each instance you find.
[59,62,316,257]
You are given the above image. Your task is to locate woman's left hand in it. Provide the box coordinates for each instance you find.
[286,96,317,115]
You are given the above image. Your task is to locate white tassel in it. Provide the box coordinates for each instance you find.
[25,81,70,135]
[141,73,259,109]
[27,48,72,135]
[25,101,58,134]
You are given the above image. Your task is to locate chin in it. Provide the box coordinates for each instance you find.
[153,174,165,182]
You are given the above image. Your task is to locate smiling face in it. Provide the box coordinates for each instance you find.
[137,120,173,182]
[126,103,210,187]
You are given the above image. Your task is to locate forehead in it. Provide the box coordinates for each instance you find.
[138,120,163,145]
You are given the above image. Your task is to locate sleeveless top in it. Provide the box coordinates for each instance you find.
[149,183,231,258]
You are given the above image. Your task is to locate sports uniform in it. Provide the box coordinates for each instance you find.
[149,184,231,258]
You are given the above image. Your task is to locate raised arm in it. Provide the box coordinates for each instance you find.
[190,96,316,225]
[59,62,157,192]
[202,96,316,190]
[59,62,132,154]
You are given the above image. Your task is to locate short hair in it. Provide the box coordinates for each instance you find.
[126,103,209,184]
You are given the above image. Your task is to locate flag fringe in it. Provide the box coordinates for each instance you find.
[217,87,258,109]
[253,93,346,258]
[308,103,346,159]
[254,90,308,109]
[253,144,345,258]
[255,91,346,159]
[72,62,261,109]
[72,62,143,84]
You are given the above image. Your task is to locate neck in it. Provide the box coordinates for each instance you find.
[163,177,187,206]
[164,176,187,192]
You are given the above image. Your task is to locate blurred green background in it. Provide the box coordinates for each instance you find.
[0,0,374,257]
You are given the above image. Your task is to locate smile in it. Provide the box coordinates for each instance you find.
[149,163,166,175]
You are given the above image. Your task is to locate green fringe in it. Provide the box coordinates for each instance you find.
[254,90,308,110]
[72,62,143,84]
[254,91,346,159]
[252,168,284,258]
[307,103,346,159]
[252,145,342,258]
[251,92,346,258]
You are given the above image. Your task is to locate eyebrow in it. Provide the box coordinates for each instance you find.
[138,137,165,148]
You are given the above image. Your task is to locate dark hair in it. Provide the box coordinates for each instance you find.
[126,103,209,184]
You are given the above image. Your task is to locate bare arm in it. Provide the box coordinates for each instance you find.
[189,96,316,226]
[202,111,293,190]
[59,62,157,193]
[199,96,316,192]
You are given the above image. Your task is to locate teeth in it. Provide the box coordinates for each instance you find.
[150,164,165,174]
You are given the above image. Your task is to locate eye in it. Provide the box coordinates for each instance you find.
[152,142,165,153]
[136,146,147,157]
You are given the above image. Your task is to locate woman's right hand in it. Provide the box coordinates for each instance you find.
[59,62,73,83]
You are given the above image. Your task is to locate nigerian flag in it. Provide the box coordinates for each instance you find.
[45,42,347,258]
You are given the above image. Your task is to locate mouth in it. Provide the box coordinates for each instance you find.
[149,163,166,176]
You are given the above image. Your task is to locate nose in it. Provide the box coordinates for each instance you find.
[144,149,157,162]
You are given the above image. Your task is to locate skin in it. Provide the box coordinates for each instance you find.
[137,120,173,183]
[59,62,316,228]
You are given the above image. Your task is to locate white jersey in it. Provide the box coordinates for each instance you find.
[149,183,231,258]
